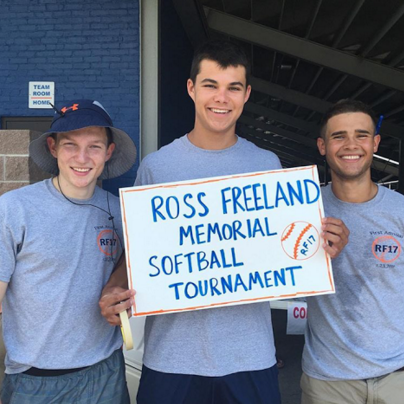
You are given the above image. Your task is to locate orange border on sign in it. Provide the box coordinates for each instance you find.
[120,165,334,316]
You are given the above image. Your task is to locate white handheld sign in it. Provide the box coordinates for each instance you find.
[120,166,334,317]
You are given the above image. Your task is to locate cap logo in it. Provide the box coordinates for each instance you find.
[61,103,79,113]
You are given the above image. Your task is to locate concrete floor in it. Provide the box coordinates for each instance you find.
[271,309,305,404]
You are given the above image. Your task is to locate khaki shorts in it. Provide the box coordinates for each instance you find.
[301,370,404,404]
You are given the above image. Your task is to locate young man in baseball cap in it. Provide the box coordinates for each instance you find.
[0,99,136,404]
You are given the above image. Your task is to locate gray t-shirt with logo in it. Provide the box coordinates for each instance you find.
[135,134,282,377]
[303,184,404,380]
[0,179,123,374]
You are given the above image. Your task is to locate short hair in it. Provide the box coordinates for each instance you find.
[189,39,251,86]
[320,99,378,138]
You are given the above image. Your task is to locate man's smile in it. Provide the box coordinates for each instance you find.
[339,154,362,160]
[208,108,231,114]
[72,167,92,173]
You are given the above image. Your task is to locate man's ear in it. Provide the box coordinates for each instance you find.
[244,85,251,104]
[317,137,326,156]
[373,134,381,153]
[187,79,196,103]
[105,143,115,162]
[46,136,58,158]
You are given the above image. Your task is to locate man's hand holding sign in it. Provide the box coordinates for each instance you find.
[321,216,350,259]
[118,165,347,316]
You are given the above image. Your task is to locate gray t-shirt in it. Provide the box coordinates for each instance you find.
[135,134,282,377]
[303,184,404,380]
[0,179,123,374]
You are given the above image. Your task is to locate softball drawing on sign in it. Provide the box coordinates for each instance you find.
[281,221,320,260]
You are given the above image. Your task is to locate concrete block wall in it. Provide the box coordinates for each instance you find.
[0,130,50,195]
[0,0,140,195]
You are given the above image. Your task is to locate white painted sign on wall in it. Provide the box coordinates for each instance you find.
[29,82,55,108]
[287,301,308,335]
[120,166,335,317]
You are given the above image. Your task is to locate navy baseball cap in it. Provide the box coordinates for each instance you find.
[29,99,137,180]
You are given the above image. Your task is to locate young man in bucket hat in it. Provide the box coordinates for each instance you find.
[0,99,136,404]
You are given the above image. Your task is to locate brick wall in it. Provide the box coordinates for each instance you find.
[0,0,140,195]
[0,130,50,196]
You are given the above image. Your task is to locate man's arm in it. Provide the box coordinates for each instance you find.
[99,252,135,326]
[0,282,7,306]
[321,217,350,259]
[0,281,4,404]
[99,161,146,326]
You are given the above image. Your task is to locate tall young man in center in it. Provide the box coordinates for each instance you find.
[134,40,282,404]
[100,40,347,404]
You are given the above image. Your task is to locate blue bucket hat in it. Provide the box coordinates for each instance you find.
[29,99,137,180]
